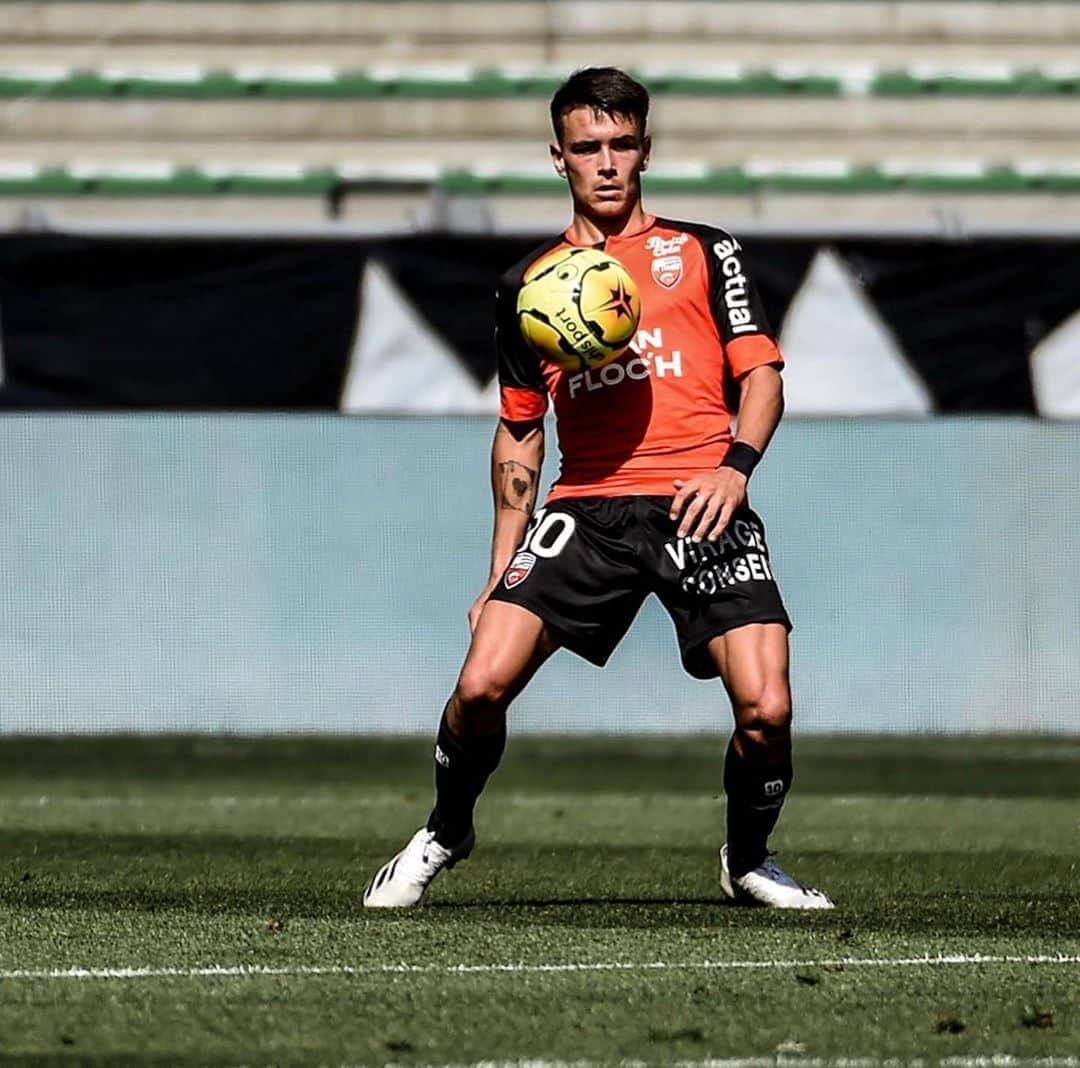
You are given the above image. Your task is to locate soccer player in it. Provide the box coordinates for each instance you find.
[364,67,832,910]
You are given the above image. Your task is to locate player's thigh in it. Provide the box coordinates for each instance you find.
[456,599,559,710]
[647,500,792,680]
[706,622,792,731]
[487,498,647,670]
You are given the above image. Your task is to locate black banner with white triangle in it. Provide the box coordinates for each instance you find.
[1,232,1078,416]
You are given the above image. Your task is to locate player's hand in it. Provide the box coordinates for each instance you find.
[467,578,501,633]
[670,468,747,542]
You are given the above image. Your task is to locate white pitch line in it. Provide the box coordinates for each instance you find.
[1,953,1078,982]
[373,1059,1080,1068]
[371,1060,1080,1068]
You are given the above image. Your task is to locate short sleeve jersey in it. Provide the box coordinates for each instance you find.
[495,215,784,501]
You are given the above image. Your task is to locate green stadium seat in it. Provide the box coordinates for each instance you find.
[3,64,1080,100]
[3,162,1080,198]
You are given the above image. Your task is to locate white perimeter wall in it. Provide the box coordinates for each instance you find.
[0,415,1076,734]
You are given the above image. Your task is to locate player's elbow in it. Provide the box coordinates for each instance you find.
[744,362,783,394]
[741,364,784,420]
[496,417,546,470]
[499,416,545,443]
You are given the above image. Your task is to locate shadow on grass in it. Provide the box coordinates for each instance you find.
[1,736,1077,798]
[428,893,1080,940]
[2,829,1078,938]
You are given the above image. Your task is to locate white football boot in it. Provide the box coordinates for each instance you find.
[363,826,475,908]
[720,844,834,910]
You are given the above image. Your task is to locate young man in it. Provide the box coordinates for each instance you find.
[364,67,832,910]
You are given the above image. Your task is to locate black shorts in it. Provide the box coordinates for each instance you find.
[487,495,791,680]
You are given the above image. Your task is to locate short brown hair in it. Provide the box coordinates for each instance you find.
[549,67,650,143]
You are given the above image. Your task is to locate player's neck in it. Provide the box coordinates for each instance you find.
[567,203,650,245]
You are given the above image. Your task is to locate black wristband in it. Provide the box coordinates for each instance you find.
[719,441,761,479]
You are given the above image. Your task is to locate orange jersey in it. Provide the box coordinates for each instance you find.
[496,215,784,500]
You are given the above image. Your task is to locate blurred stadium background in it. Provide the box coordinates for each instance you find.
[1,3,1079,1064]
[1,0,1079,734]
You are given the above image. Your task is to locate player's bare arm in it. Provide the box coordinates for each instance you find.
[671,364,784,542]
[496,459,537,515]
[468,417,545,631]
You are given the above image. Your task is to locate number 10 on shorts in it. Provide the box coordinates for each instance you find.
[504,510,576,590]
[519,509,576,558]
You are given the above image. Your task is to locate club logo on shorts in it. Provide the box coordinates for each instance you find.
[504,551,537,589]
[651,254,684,289]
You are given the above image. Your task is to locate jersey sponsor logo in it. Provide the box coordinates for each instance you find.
[662,517,774,597]
[651,255,683,289]
[645,234,689,257]
[504,551,537,589]
[712,238,759,336]
[645,234,688,289]
[567,327,682,398]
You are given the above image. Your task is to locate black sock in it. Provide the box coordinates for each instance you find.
[723,735,792,877]
[426,711,506,847]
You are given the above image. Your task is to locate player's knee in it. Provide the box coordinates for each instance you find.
[454,667,512,717]
[734,686,791,747]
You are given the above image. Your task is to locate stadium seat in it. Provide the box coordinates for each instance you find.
[4,64,1080,100]
[5,2,1080,66]
[1,2,1080,224]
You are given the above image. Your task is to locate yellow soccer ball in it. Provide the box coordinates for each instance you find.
[516,247,642,372]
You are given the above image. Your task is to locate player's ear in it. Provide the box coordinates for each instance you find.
[641,135,652,172]
[550,141,567,178]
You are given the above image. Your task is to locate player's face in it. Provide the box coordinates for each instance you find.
[551,107,650,223]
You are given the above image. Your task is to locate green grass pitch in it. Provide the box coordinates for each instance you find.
[0,735,1077,1065]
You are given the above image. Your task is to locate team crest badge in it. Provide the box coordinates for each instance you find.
[651,255,683,289]
[504,551,537,589]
